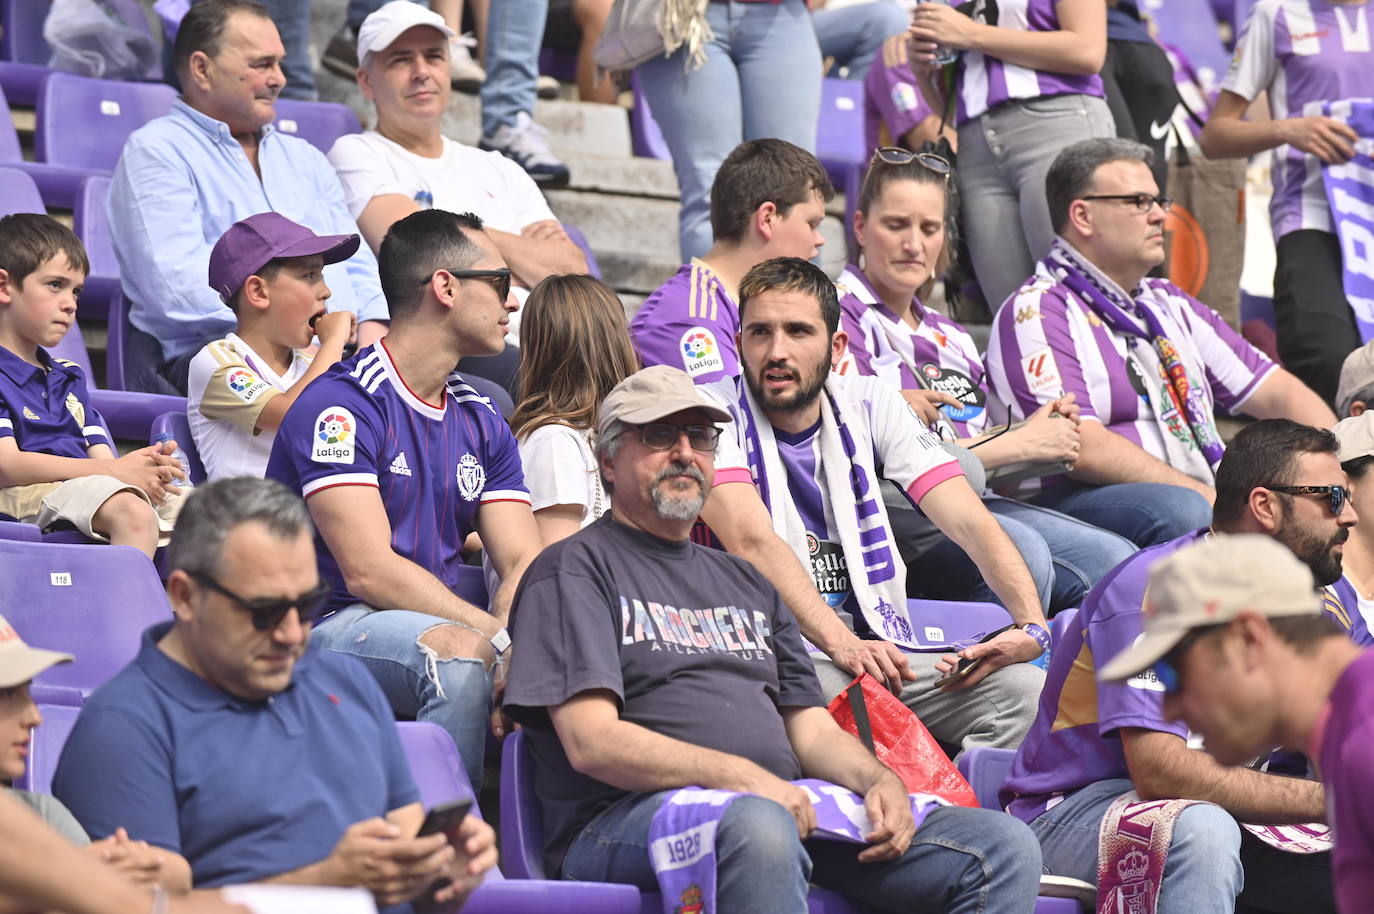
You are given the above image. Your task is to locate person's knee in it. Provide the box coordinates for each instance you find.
[1151,487,1212,541]
[867,0,910,37]
[717,796,809,875]
[93,491,158,546]
[1164,804,1244,897]
[966,662,1045,748]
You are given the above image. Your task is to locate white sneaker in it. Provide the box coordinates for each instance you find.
[479,111,570,187]
[449,35,485,92]
[536,74,560,99]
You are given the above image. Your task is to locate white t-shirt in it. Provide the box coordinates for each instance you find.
[517,423,605,525]
[186,333,313,480]
[328,131,556,235]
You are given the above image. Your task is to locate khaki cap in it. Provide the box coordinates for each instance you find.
[1336,340,1374,418]
[0,614,72,689]
[1334,411,1374,464]
[598,366,732,439]
[1099,534,1323,681]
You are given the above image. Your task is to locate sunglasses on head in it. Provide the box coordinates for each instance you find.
[189,570,330,631]
[1263,484,1349,517]
[427,268,512,303]
[871,146,952,176]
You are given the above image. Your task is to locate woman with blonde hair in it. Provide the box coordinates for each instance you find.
[511,274,640,545]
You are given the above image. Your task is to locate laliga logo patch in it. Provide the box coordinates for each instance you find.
[457,453,486,501]
[226,368,269,403]
[311,407,356,463]
[891,82,918,113]
[679,326,724,378]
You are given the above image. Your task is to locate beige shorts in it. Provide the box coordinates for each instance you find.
[0,476,185,546]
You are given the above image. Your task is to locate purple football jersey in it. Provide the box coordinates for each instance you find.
[631,260,739,384]
[1316,649,1374,913]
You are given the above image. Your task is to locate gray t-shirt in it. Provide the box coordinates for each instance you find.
[8,787,89,846]
[504,515,825,874]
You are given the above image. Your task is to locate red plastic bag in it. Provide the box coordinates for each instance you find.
[827,673,978,807]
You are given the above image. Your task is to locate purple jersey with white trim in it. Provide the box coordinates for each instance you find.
[835,266,996,437]
[953,0,1105,125]
[1318,649,1374,913]
[1000,530,1204,820]
[266,342,529,614]
[864,34,937,151]
[1223,0,1374,240]
[985,242,1275,488]
[0,347,109,457]
[631,260,739,383]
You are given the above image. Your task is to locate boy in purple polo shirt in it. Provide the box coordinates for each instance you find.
[1101,534,1374,914]
[630,139,833,385]
[0,214,185,557]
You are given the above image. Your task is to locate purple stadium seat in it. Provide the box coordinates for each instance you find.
[12,703,79,794]
[1,0,47,66]
[816,77,866,255]
[0,538,171,696]
[0,83,103,208]
[0,164,43,215]
[71,173,119,322]
[105,288,130,390]
[397,721,644,913]
[1051,607,1079,647]
[500,729,880,914]
[904,599,1014,649]
[1145,0,1229,88]
[0,518,41,541]
[150,411,207,486]
[272,98,363,155]
[35,72,175,173]
[956,745,1015,811]
[562,223,602,280]
[628,72,671,162]
[0,60,51,107]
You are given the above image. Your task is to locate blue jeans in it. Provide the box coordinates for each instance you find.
[812,0,909,83]
[261,0,316,100]
[1030,482,1212,549]
[481,0,549,135]
[311,604,492,785]
[637,0,823,261]
[1028,779,1242,913]
[563,792,1042,913]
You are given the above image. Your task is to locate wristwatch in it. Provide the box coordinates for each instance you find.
[1018,622,1051,656]
[489,627,511,656]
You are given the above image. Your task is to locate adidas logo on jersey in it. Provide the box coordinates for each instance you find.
[389,452,412,477]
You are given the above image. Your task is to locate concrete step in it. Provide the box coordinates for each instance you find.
[560,152,679,199]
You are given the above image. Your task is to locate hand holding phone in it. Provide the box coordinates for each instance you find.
[933,623,1015,688]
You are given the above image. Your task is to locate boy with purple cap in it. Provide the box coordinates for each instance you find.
[0,214,185,558]
[188,213,360,480]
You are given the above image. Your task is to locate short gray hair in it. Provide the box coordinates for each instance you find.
[594,418,630,495]
[168,478,313,577]
[1341,382,1374,418]
[1046,138,1155,235]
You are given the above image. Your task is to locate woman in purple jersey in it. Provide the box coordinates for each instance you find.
[907,0,1114,314]
[510,274,639,545]
[840,150,1134,612]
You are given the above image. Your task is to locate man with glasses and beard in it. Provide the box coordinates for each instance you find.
[52,478,497,907]
[1002,418,1360,914]
[501,365,1043,913]
[701,257,1050,754]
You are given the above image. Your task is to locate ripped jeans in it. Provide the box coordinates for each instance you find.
[311,604,493,784]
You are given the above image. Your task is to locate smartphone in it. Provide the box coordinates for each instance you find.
[417,798,474,843]
[934,654,987,688]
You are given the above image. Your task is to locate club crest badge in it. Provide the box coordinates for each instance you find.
[457,453,486,501]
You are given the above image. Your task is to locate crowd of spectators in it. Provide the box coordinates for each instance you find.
[4,0,1374,912]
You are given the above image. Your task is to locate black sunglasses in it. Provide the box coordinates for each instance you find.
[871,146,951,176]
[189,570,330,631]
[427,268,512,303]
[1081,193,1174,214]
[1264,484,1350,517]
[629,422,721,453]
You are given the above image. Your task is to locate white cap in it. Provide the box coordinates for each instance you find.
[356,0,455,66]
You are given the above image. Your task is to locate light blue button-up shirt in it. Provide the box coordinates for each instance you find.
[110,99,389,360]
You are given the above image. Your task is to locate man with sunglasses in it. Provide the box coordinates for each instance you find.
[986,138,1335,551]
[52,478,498,907]
[1100,534,1374,914]
[503,365,1043,912]
[1001,418,1362,913]
[266,208,542,785]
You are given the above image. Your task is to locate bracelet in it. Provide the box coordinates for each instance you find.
[1018,622,1051,656]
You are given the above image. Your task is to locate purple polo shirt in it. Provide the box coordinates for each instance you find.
[1315,649,1374,913]
[0,346,109,458]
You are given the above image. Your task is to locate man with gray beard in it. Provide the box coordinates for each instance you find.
[501,365,1043,912]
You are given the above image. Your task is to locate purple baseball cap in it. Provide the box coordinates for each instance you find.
[208,212,361,303]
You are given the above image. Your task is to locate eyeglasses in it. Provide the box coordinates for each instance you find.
[629,422,721,453]
[1264,484,1350,517]
[1153,622,1228,694]
[427,268,512,303]
[871,146,952,176]
[188,570,330,631]
[1081,193,1174,214]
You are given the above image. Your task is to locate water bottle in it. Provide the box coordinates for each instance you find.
[153,431,190,487]
[926,0,961,66]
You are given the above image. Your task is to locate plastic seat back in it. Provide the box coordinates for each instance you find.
[72,173,119,321]
[0,164,44,215]
[149,410,207,486]
[35,72,175,171]
[273,99,362,155]
[13,703,80,793]
[1,0,48,65]
[0,539,171,696]
[904,599,1014,649]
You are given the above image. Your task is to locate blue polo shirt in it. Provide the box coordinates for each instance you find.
[51,622,421,890]
[0,346,109,457]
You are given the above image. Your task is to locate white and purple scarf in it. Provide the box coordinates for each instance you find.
[648,779,948,914]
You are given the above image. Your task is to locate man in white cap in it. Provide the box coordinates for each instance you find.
[330,1,585,298]
[503,365,1043,913]
[1100,534,1374,914]
[1335,340,1374,418]
[1331,412,1374,642]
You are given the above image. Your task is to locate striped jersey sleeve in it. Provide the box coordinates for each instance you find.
[987,278,1097,420]
[1167,284,1276,415]
[629,262,740,384]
